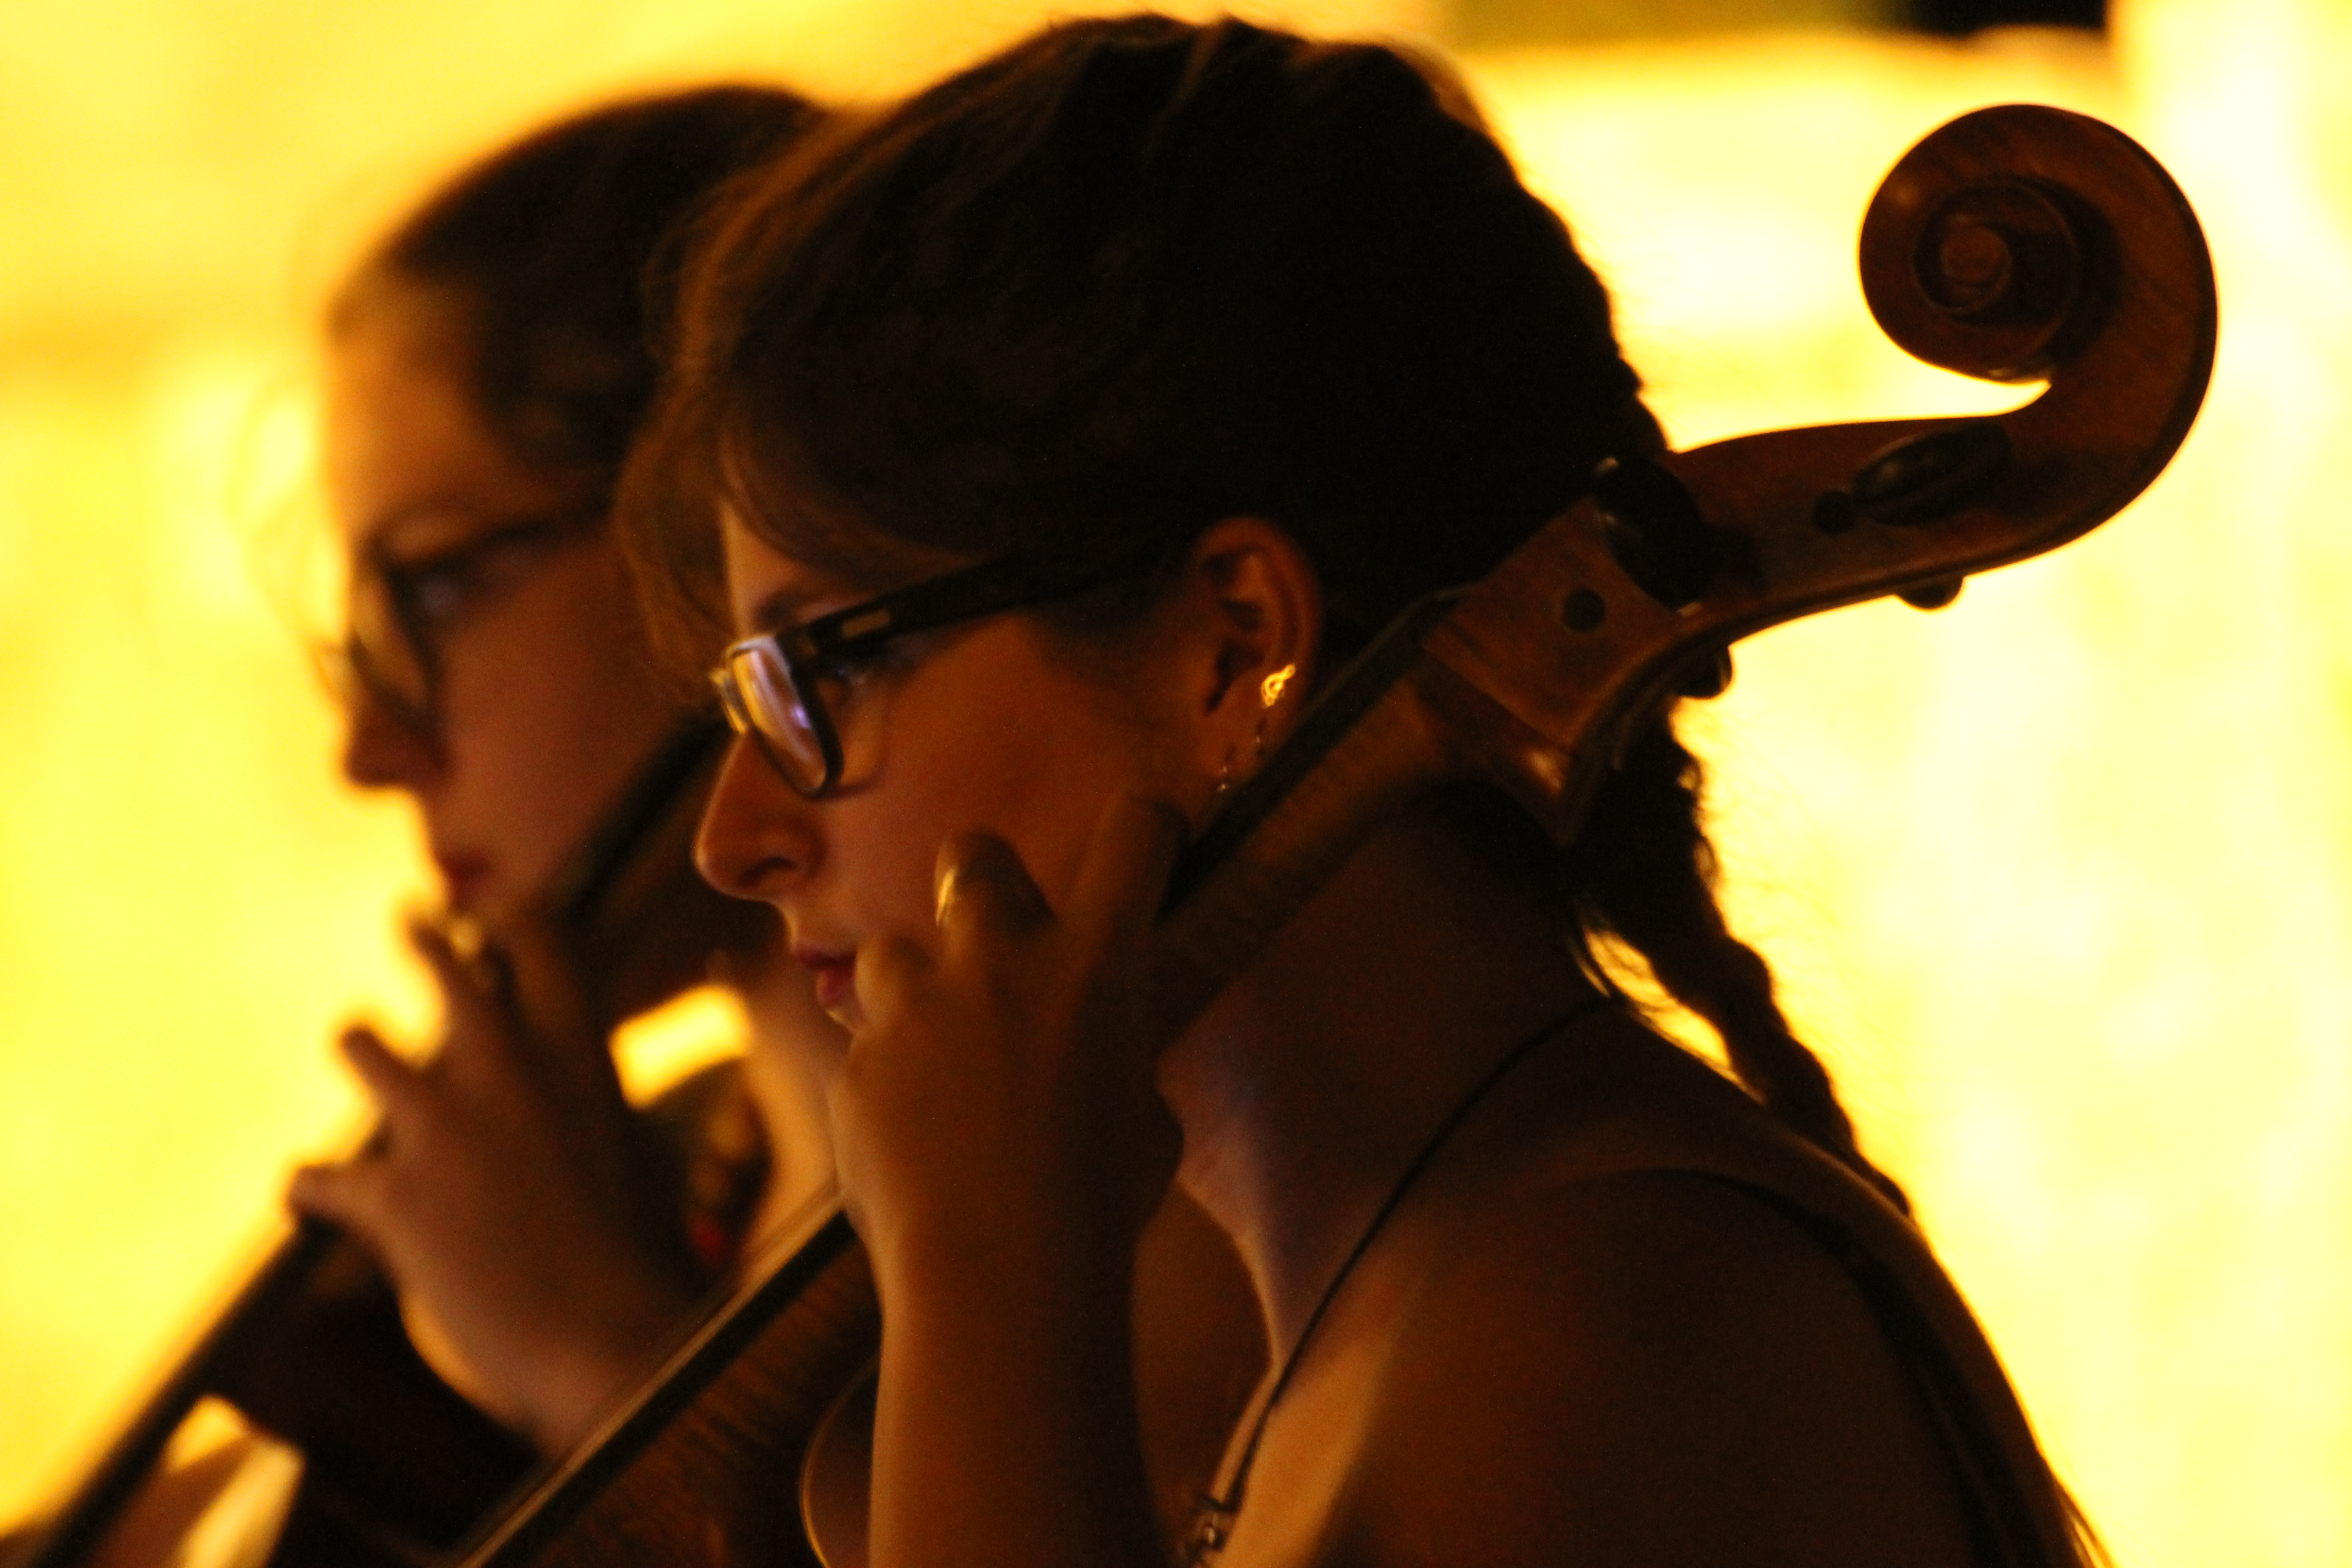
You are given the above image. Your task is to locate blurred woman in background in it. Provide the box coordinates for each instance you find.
[291,82,840,1462]
[37,87,835,1568]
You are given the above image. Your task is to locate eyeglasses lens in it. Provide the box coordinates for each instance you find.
[322,572,433,728]
[728,644,829,795]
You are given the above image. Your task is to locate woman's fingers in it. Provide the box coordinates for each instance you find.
[491,897,598,1073]
[288,1026,421,1230]
[933,830,1052,943]
[286,1037,409,1234]
[286,1155,379,1230]
[834,804,1187,1289]
[931,803,1182,961]
[403,907,604,1102]
[399,916,532,1110]
[335,1023,426,1118]
[406,914,509,1032]
[899,803,1187,1042]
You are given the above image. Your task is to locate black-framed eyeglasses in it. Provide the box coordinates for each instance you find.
[317,508,605,732]
[712,540,1168,799]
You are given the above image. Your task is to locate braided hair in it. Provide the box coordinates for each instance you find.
[1571,727,1909,1209]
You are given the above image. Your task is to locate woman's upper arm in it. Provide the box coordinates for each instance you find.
[1337,1170,1978,1568]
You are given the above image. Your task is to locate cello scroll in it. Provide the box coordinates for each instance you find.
[1418,103,2217,845]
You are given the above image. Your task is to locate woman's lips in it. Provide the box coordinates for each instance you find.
[794,948,857,1016]
[433,852,493,908]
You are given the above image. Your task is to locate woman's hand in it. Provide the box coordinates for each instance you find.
[835,792,1186,1278]
[834,793,1188,1568]
[287,908,701,1455]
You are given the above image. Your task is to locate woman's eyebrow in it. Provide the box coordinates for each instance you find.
[743,586,815,634]
[368,500,489,558]
[374,497,585,562]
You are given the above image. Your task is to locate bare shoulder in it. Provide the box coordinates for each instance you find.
[1335,1169,1978,1568]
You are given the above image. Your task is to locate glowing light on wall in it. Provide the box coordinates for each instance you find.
[0,3,2344,1564]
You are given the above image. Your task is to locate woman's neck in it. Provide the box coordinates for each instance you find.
[1157,805,1598,1354]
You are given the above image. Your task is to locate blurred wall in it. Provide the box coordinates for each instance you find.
[2,2,2347,1565]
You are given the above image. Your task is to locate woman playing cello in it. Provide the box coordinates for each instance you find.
[21,87,836,1568]
[630,15,2109,1566]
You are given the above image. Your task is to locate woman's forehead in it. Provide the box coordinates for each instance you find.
[718,505,856,632]
[324,356,483,546]
[715,489,976,632]
[325,311,586,556]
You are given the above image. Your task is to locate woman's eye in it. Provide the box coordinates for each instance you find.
[809,645,905,705]
[386,527,561,628]
[394,559,483,626]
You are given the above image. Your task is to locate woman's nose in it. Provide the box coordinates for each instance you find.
[339,683,439,792]
[696,733,818,901]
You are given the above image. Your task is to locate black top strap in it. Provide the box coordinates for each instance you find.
[1689,1174,2062,1568]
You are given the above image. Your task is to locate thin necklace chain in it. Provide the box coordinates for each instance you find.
[1183,992,1611,1566]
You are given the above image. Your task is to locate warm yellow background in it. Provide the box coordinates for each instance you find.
[2,1,2345,1563]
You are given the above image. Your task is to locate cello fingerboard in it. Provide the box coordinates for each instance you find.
[457,1211,879,1568]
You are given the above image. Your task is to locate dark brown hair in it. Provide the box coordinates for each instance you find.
[335,84,825,496]
[628,17,1905,1209]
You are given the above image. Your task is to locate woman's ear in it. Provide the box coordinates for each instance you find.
[1171,516,1322,792]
